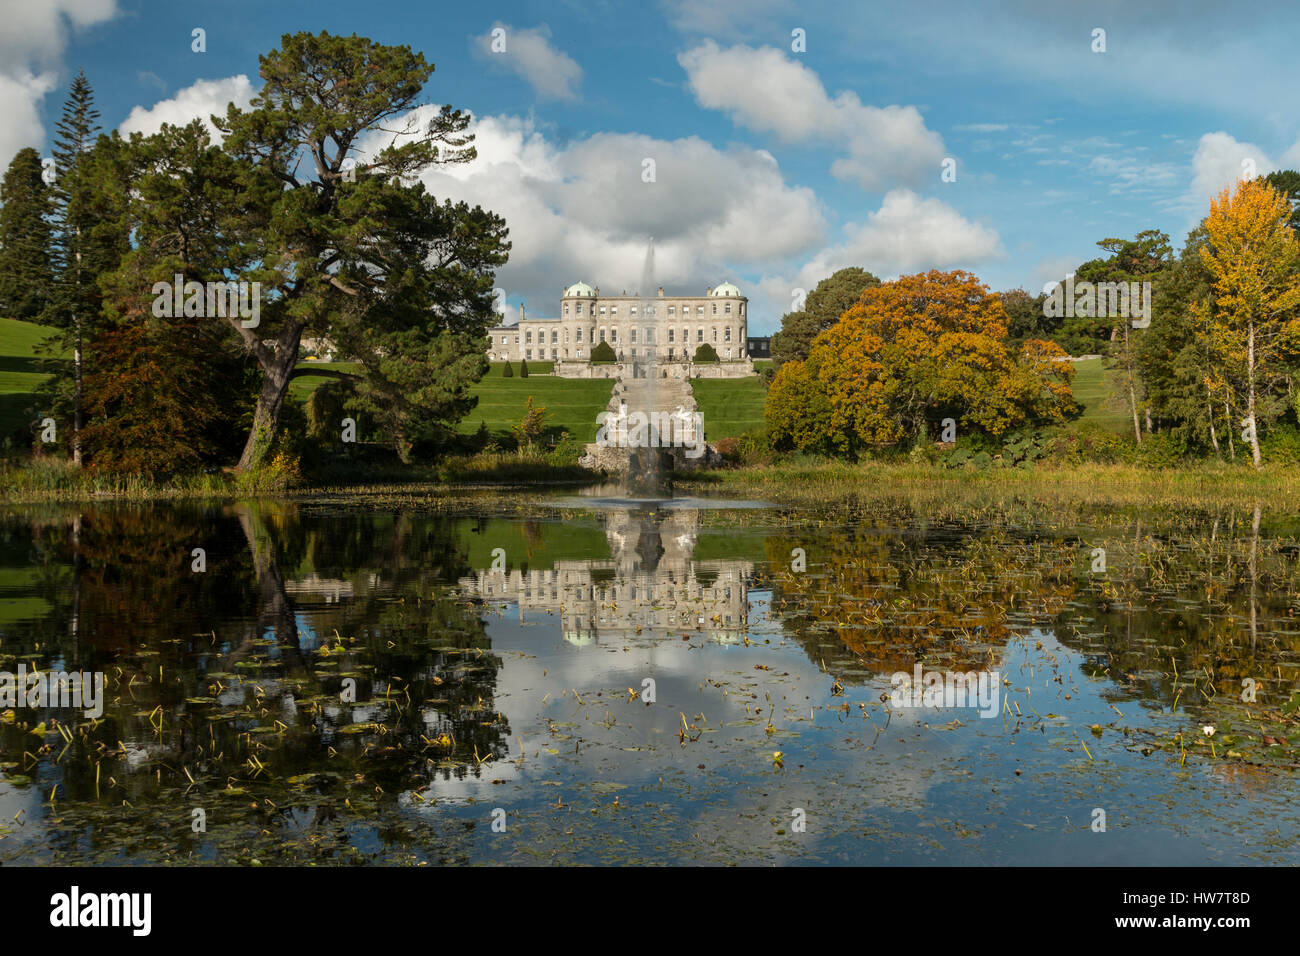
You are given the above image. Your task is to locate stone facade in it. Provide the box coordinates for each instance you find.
[486,281,750,371]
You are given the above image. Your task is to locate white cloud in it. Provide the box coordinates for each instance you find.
[357,110,826,323]
[1190,132,1278,205]
[954,123,1009,133]
[475,23,582,101]
[661,0,796,36]
[755,189,1001,322]
[118,76,255,141]
[0,0,119,167]
[678,40,946,191]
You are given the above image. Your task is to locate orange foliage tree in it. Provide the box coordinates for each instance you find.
[766,269,1077,456]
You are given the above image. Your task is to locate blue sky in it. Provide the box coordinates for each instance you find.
[4,0,1300,333]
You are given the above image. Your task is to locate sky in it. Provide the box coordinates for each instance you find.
[2,0,1299,334]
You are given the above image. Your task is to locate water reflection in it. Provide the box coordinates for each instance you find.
[0,495,1297,864]
[458,506,753,642]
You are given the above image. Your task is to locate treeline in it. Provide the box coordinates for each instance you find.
[0,31,510,481]
[762,174,1300,468]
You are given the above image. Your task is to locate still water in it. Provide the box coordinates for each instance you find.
[0,491,1297,864]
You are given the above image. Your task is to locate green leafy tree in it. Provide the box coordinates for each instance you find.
[519,359,529,377]
[1262,169,1300,232]
[0,148,55,319]
[502,359,513,377]
[206,31,509,467]
[693,342,719,363]
[770,267,880,372]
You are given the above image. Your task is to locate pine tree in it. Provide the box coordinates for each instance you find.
[0,148,55,319]
[46,70,102,465]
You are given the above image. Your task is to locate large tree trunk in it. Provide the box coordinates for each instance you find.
[1205,384,1220,458]
[1247,321,1262,469]
[237,321,304,470]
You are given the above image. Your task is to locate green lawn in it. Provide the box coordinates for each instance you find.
[691,375,766,440]
[1070,357,1131,434]
[0,318,65,442]
[462,372,612,443]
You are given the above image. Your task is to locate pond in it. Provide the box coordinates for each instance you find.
[0,489,1297,865]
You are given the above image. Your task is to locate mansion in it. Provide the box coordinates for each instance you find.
[487,281,749,366]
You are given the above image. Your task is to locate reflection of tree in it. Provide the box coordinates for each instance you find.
[768,520,1076,678]
[0,504,510,864]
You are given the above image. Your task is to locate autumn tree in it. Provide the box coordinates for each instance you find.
[513,395,547,448]
[770,266,880,372]
[767,270,1077,457]
[1198,178,1300,467]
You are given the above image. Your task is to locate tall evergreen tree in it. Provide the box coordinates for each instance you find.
[46,70,102,465]
[0,148,55,319]
[770,267,880,373]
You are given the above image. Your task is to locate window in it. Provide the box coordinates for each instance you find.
[668,347,674,359]
[631,306,638,315]
[599,329,606,342]
[725,303,731,314]
[514,335,520,344]
[668,328,675,343]
[725,327,731,342]
[500,336,507,345]
[551,348,557,360]
[697,305,704,315]
[610,328,617,343]
[725,347,731,358]
[576,328,584,343]
[712,328,717,342]
[564,329,569,343]
[740,302,745,315]
[564,304,569,315]
[551,330,558,344]
[668,306,675,315]
[577,347,583,357]
[526,349,532,359]
[631,348,637,358]
[631,328,638,344]
[611,306,618,315]
[697,327,703,342]
[712,303,717,314]
[600,306,606,315]
[525,330,532,344]
[647,306,655,316]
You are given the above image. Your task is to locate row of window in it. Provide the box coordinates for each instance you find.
[504,326,736,346]
[508,346,741,360]
[564,302,741,317]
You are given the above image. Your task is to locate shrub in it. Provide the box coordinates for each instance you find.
[502,361,513,377]
[694,343,720,364]
[520,359,529,378]
[590,340,617,364]
[1261,422,1300,465]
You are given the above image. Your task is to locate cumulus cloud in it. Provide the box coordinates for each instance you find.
[753,189,1001,325]
[358,110,826,318]
[1190,131,1277,206]
[0,0,119,167]
[678,40,946,191]
[474,23,582,101]
[118,75,256,140]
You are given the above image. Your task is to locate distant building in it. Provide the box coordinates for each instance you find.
[746,336,771,359]
[486,281,749,365]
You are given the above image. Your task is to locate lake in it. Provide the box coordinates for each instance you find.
[0,487,1297,865]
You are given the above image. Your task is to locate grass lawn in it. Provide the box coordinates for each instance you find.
[1070,357,1131,434]
[462,372,612,443]
[691,375,766,440]
[0,318,66,441]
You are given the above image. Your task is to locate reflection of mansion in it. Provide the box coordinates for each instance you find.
[487,282,754,377]
[458,509,753,645]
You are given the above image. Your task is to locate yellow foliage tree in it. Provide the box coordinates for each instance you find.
[766,270,1077,456]
[1198,177,1300,467]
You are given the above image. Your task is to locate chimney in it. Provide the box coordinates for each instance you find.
[519,303,525,322]
[706,287,712,296]
[595,287,600,296]
[657,286,664,297]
